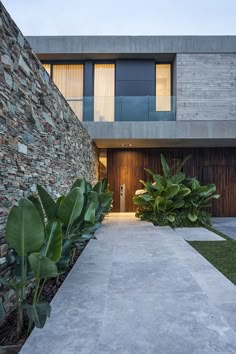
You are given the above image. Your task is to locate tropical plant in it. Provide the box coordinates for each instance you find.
[133,154,220,227]
[2,198,61,338]
[0,177,113,338]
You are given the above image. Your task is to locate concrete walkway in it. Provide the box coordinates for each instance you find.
[21,214,236,354]
[174,227,225,241]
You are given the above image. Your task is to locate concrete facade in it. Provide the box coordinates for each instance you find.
[176,54,236,121]
[27,35,236,146]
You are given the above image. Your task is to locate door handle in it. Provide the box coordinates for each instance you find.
[120,184,123,196]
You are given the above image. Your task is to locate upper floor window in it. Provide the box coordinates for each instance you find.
[94,64,115,122]
[52,64,84,120]
[156,64,171,111]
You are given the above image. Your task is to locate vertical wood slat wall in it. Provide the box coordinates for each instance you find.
[107,147,236,216]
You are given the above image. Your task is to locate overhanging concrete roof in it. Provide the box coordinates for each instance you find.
[82,121,236,148]
[27,36,236,60]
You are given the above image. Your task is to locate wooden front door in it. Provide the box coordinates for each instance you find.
[107,150,146,212]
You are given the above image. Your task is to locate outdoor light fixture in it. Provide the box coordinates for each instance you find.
[120,144,133,147]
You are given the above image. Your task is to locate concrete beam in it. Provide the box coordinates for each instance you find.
[82,121,236,148]
[27,36,236,59]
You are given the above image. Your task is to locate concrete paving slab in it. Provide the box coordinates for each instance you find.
[212,217,236,240]
[20,214,236,354]
[175,227,225,241]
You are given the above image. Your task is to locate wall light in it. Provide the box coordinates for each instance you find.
[120,144,133,147]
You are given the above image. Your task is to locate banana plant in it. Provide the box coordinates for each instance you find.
[25,220,61,329]
[1,177,113,337]
[2,197,63,334]
[93,180,113,222]
[4,198,45,337]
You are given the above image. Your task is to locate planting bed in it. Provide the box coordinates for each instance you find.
[0,245,86,352]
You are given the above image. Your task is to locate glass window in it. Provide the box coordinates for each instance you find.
[53,64,83,120]
[156,64,171,111]
[42,64,51,76]
[94,64,115,122]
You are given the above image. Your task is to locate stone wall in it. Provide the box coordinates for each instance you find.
[176,53,236,120]
[0,3,98,312]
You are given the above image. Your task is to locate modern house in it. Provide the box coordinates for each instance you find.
[27,36,236,215]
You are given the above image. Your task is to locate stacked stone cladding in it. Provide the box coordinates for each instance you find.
[0,3,98,312]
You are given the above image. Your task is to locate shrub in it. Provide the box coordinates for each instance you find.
[133,155,220,227]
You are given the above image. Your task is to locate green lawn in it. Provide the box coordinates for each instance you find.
[189,235,236,285]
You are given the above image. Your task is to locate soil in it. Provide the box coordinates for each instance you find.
[0,245,87,352]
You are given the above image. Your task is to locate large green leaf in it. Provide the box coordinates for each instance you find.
[71,178,86,194]
[187,212,198,222]
[144,168,155,177]
[37,185,57,221]
[84,191,98,224]
[101,178,108,192]
[170,172,185,184]
[164,185,180,199]
[210,194,220,199]
[93,181,103,194]
[154,196,165,212]
[56,239,72,273]
[22,302,51,328]
[144,181,154,194]
[191,178,200,190]
[133,196,144,205]
[172,199,185,209]
[56,195,65,208]
[199,184,216,197]
[58,187,84,227]
[177,188,191,197]
[86,182,92,192]
[139,194,153,202]
[153,174,166,190]
[161,154,170,178]
[40,220,62,262]
[28,195,45,224]
[28,253,58,279]
[98,192,113,208]
[166,215,175,223]
[6,198,44,256]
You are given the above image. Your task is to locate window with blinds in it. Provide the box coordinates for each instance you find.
[53,64,84,120]
[94,64,115,122]
[156,64,171,111]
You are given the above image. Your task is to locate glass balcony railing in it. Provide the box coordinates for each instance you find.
[67,96,176,122]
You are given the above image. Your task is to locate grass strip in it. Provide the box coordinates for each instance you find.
[188,235,236,285]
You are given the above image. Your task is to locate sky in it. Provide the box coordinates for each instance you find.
[2,0,236,36]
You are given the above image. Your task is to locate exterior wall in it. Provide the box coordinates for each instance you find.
[176,54,236,120]
[0,4,98,313]
[108,147,236,216]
